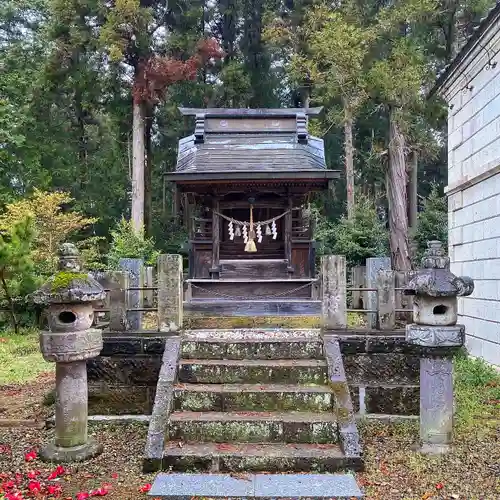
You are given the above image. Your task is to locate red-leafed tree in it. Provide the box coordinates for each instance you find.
[100,0,223,234]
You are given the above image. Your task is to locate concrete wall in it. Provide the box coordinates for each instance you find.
[444,19,500,366]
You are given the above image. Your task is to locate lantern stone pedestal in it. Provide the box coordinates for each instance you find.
[406,324,465,455]
[404,241,473,455]
[34,243,106,462]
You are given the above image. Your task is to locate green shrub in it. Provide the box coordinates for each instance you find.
[107,218,159,269]
[0,216,38,332]
[314,194,388,267]
[413,183,447,263]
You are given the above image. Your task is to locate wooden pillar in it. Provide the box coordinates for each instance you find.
[285,196,293,274]
[321,255,347,329]
[210,196,220,279]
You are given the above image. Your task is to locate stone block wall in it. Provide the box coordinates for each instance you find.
[87,335,166,415]
[86,332,446,417]
[448,174,500,367]
[443,22,500,368]
[339,335,420,416]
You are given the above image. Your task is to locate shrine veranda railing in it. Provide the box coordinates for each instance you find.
[74,254,414,333]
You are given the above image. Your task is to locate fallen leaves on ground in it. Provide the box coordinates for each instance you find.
[1,372,500,499]
[356,420,500,499]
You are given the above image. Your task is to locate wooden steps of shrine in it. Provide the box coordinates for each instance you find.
[184,299,321,317]
[186,278,317,303]
[219,259,290,278]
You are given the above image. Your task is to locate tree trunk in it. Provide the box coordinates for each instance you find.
[144,104,153,237]
[407,150,418,229]
[344,101,355,219]
[132,100,146,233]
[387,109,411,271]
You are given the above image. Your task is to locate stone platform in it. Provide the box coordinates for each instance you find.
[148,473,364,498]
[87,328,454,419]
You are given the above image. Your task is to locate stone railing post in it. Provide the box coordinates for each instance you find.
[366,257,391,329]
[403,240,474,454]
[350,266,366,309]
[108,271,129,331]
[144,266,155,308]
[321,255,347,329]
[157,254,183,332]
[376,269,396,330]
[33,243,105,462]
[118,258,144,330]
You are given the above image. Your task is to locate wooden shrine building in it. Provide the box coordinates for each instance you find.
[165,107,339,310]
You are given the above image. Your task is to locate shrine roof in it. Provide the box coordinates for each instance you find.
[167,107,338,182]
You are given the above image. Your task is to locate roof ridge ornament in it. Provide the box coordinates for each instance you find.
[194,114,205,144]
[296,112,308,144]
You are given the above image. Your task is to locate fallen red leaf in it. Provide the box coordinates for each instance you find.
[111,473,118,479]
[90,487,108,496]
[48,465,65,480]
[27,471,40,479]
[216,443,237,451]
[229,472,252,481]
[24,450,37,462]
[28,480,42,494]
[4,492,24,500]
[76,493,90,500]
[0,444,12,455]
[139,483,152,493]
[379,460,390,475]
[47,484,63,496]
[357,477,372,487]
[436,482,444,490]
[2,480,15,489]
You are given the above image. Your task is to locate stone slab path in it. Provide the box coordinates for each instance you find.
[149,472,363,499]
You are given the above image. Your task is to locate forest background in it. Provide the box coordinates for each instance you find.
[0,0,493,328]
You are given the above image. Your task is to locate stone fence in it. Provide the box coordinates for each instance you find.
[84,254,414,333]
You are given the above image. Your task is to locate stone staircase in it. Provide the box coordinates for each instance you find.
[144,329,363,498]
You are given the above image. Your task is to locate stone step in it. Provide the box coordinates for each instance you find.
[168,411,338,444]
[162,442,362,473]
[178,358,328,385]
[148,472,364,498]
[184,316,322,329]
[174,383,334,412]
[181,334,323,360]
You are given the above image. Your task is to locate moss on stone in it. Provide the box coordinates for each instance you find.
[184,315,322,329]
[50,271,90,291]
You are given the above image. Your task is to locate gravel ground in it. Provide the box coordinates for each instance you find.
[1,368,499,499]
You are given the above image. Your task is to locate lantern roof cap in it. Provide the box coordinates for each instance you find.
[403,241,474,298]
[32,243,105,305]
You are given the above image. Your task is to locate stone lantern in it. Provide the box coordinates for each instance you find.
[33,243,106,462]
[403,240,474,454]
